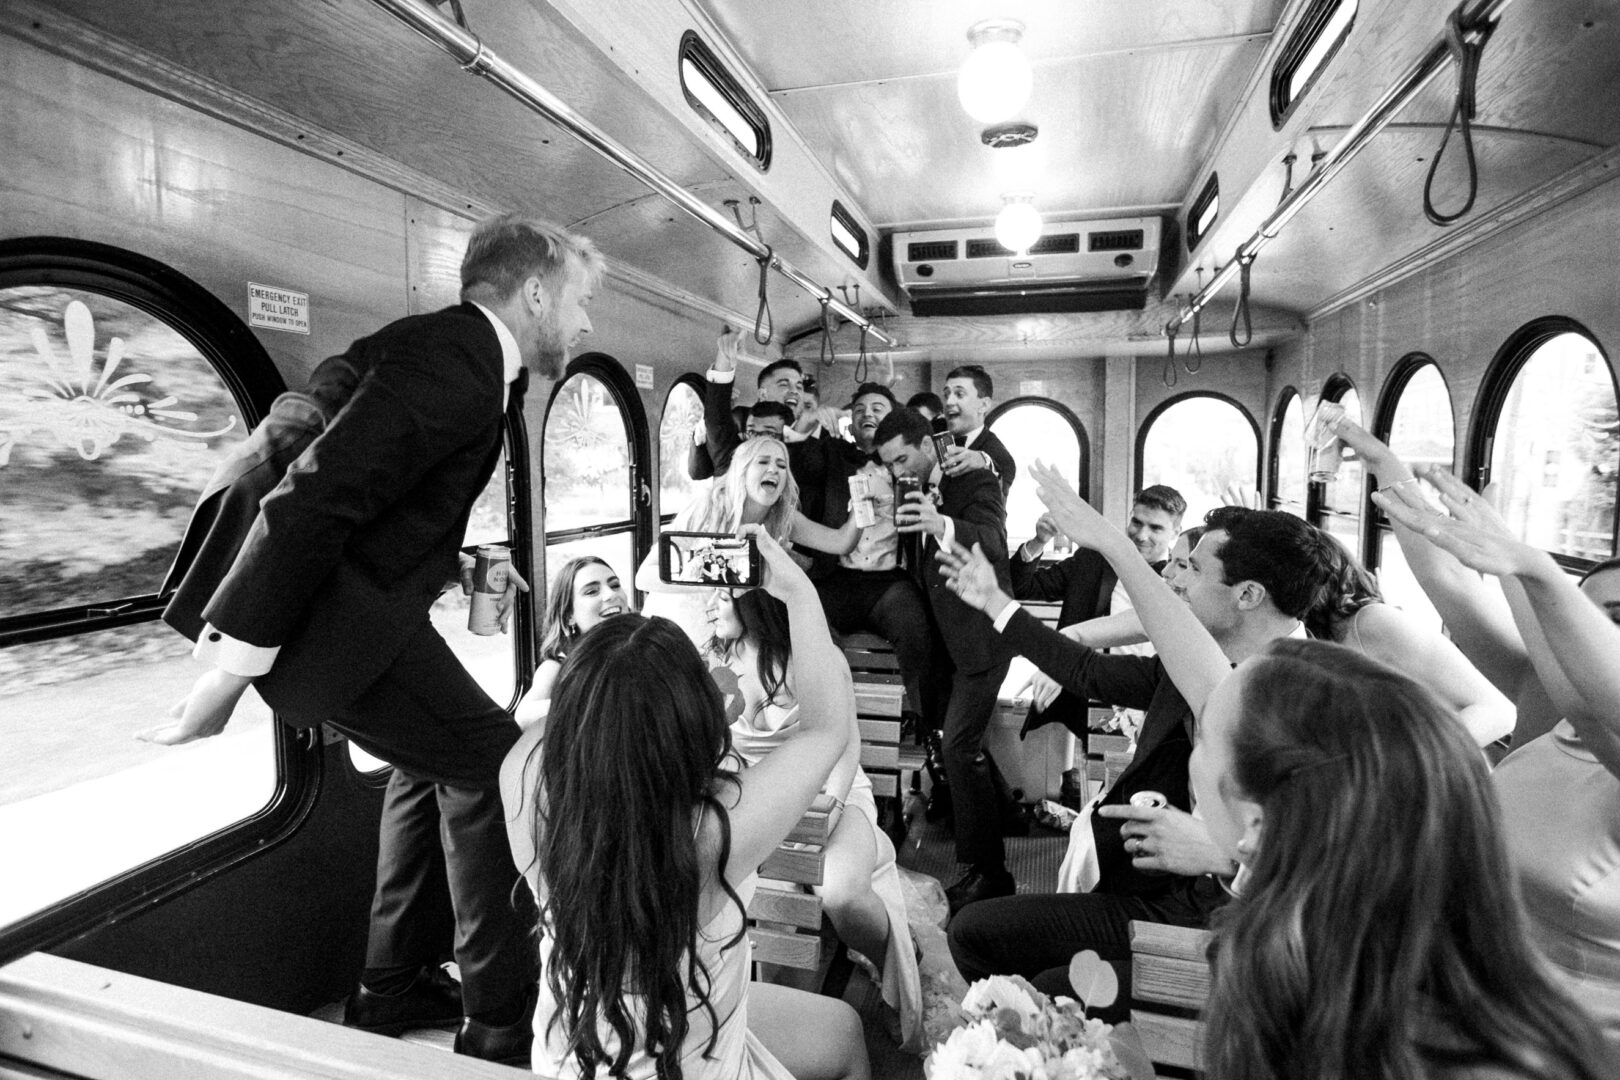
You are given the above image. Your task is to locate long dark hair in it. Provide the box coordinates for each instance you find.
[539,556,612,664]
[706,588,793,706]
[1204,638,1613,1080]
[1301,530,1382,640]
[533,614,745,1079]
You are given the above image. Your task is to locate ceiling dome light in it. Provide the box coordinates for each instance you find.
[957,19,1032,125]
[995,195,1042,253]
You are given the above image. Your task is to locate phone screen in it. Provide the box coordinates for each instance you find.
[658,532,762,587]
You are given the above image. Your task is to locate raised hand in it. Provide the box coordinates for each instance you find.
[743,523,813,601]
[1030,460,1126,557]
[1220,483,1263,509]
[1018,669,1063,712]
[1371,465,1541,579]
[936,541,1009,615]
[713,325,741,373]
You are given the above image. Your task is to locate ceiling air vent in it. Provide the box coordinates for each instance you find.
[1088,229,1145,252]
[965,233,1080,259]
[907,240,959,262]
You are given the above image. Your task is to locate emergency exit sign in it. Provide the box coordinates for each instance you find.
[248,283,309,335]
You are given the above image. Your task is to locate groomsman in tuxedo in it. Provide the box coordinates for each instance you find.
[940,365,1016,495]
[150,214,604,1065]
[875,407,1016,912]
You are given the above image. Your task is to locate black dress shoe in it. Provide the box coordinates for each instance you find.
[343,965,462,1034]
[947,868,1016,916]
[454,986,537,1066]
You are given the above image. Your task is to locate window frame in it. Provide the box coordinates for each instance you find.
[829,200,870,269]
[1135,390,1263,509]
[1307,373,1364,556]
[1467,316,1620,572]
[1186,172,1220,253]
[678,30,772,171]
[1268,386,1305,513]
[658,372,707,526]
[1270,0,1358,129]
[985,396,1091,501]
[0,237,318,964]
[1364,354,1453,573]
[541,353,653,585]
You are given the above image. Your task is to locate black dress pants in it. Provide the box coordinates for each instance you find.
[326,619,532,1017]
[815,566,944,727]
[941,660,1012,871]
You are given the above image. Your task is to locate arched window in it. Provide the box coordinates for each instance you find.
[1269,389,1306,517]
[1137,393,1261,527]
[986,399,1087,550]
[1309,375,1364,556]
[542,355,650,593]
[1368,357,1454,631]
[659,375,706,522]
[0,239,303,948]
[1470,319,1617,567]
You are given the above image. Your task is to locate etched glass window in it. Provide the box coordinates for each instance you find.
[659,378,705,521]
[0,284,272,926]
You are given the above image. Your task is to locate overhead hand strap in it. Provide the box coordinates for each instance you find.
[1186,305,1204,374]
[818,295,835,367]
[1228,255,1254,348]
[1163,323,1179,388]
[752,246,774,345]
[1423,3,1496,226]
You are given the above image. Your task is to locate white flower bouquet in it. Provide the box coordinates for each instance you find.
[925,974,1130,1080]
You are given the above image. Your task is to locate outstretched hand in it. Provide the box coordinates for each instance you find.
[1019,669,1063,712]
[1371,465,1542,578]
[1220,483,1263,510]
[936,541,1009,615]
[139,667,252,745]
[714,325,742,373]
[1030,461,1125,556]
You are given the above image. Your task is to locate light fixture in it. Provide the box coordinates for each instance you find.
[995,194,1042,253]
[957,19,1032,125]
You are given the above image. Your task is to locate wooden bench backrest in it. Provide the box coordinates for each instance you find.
[1128,920,1213,1074]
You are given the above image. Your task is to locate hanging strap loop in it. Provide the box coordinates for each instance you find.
[1423,3,1496,226]
[1186,305,1205,374]
[1163,324,1179,388]
[818,295,835,367]
[752,247,774,345]
[1229,255,1255,348]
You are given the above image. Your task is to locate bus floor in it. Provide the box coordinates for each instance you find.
[302,814,1070,1077]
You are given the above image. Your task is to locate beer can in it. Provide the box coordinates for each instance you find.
[849,473,877,528]
[468,544,512,636]
[1129,790,1167,810]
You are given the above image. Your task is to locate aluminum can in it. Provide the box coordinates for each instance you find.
[848,473,877,528]
[1129,790,1168,810]
[468,544,512,636]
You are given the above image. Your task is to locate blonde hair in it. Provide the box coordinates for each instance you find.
[460,213,605,301]
[684,435,798,541]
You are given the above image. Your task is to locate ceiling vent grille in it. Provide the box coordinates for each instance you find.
[906,240,959,262]
[966,233,1080,259]
[1088,229,1145,252]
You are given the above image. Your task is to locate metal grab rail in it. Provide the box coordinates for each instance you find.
[366,0,894,346]
[1166,0,1514,340]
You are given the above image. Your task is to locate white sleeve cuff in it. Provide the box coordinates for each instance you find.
[194,624,279,677]
[991,600,1021,632]
[706,368,736,384]
[940,515,956,550]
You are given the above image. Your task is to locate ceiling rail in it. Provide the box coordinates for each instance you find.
[1165,0,1514,340]
[365,0,894,346]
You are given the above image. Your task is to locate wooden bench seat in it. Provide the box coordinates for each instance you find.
[1128,920,1212,1075]
[747,796,832,971]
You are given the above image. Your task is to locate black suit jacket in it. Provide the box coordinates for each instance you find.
[917,468,1014,675]
[967,428,1017,496]
[166,303,507,724]
[1009,546,1116,626]
[701,376,852,526]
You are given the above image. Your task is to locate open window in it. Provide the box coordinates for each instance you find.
[986,399,1088,551]
[1269,388,1307,517]
[1186,173,1220,253]
[1308,375,1364,557]
[1368,357,1454,631]
[0,238,309,959]
[659,374,706,522]
[1138,393,1261,527]
[1470,319,1617,569]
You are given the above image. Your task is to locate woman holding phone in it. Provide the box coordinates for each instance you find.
[704,585,924,1052]
[499,527,870,1080]
[637,435,863,645]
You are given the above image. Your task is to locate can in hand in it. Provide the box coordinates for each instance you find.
[468,544,512,636]
[1129,790,1168,810]
[848,473,877,528]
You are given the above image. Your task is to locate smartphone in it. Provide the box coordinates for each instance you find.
[658,531,762,588]
[894,474,922,522]
[930,430,956,463]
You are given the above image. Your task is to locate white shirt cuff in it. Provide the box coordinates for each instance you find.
[1019,538,1045,561]
[991,599,1021,632]
[194,624,279,677]
[706,367,736,384]
[940,515,956,550]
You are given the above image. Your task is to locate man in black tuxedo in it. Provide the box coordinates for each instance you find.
[875,407,1015,912]
[1013,484,1186,738]
[147,214,603,1064]
[940,365,1015,496]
